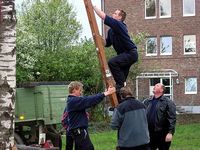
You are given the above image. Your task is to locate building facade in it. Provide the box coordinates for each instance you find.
[104,0,200,113]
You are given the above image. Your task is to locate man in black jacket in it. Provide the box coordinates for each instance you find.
[143,83,176,150]
[67,81,116,150]
[111,86,150,150]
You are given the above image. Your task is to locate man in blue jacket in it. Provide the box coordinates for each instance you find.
[67,81,116,150]
[93,5,138,92]
[111,86,150,150]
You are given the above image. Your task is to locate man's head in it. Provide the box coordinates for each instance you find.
[153,83,166,97]
[120,86,133,99]
[68,81,83,96]
[112,9,126,21]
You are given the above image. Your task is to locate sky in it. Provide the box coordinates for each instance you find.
[15,0,102,40]
[68,0,102,40]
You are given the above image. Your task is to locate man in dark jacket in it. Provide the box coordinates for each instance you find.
[67,81,116,150]
[111,86,150,150]
[143,83,176,150]
[93,5,138,91]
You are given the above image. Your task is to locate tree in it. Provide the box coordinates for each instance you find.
[129,32,148,79]
[0,0,16,149]
[34,39,103,93]
[16,0,82,82]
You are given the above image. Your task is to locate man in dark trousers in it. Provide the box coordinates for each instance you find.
[93,5,138,91]
[111,86,150,150]
[67,81,116,150]
[143,83,176,150]
[61,108,77,150]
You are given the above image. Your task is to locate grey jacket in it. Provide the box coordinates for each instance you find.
[110,97,150,148]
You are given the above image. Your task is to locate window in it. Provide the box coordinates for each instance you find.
[160,0,171,18]
[183,0,195,16]
[185,77,197,94]
[146,37,157,56]
[145,0,156,19]
[162,78,171,96]
[160,36,172,55]
[184,35,196,54]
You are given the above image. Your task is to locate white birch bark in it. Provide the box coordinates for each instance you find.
[0,0,16,149]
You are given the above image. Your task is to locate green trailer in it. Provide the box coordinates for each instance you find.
[14,82,68,149]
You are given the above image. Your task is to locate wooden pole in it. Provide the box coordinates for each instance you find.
[83,0,118,107]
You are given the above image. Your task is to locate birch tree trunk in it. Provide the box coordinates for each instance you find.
[0,0,16,149]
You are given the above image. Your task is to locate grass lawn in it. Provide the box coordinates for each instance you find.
[62,123,200,150]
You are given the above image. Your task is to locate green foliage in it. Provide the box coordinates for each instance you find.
[16,0,82,82]
[16,0,105,93]
[18,0,81,50]
[88,100,111,122]
[18,39,103,93]
[65,40,103,93]
[129,32,148,80]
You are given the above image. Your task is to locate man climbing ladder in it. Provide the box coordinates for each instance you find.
[83,0,119,106]
[92,4,138,93]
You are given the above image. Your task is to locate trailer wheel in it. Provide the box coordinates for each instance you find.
[14,132,24,144]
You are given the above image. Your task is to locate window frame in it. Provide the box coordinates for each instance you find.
[159,0,171,18]
[183,35,196,55]
[185,77,197,94]
[183,0,195,17]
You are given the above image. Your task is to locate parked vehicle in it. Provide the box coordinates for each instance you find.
[14,82,68,149]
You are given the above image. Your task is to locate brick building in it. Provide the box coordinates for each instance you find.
[103,0,200,113]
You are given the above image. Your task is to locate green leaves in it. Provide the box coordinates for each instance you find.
[17,0,83,82]
[18,0,81,51]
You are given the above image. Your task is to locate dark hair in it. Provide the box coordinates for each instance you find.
[120,86,133,99]
[119,10,126,21]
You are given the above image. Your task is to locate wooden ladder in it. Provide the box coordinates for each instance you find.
[83,0,118,107]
